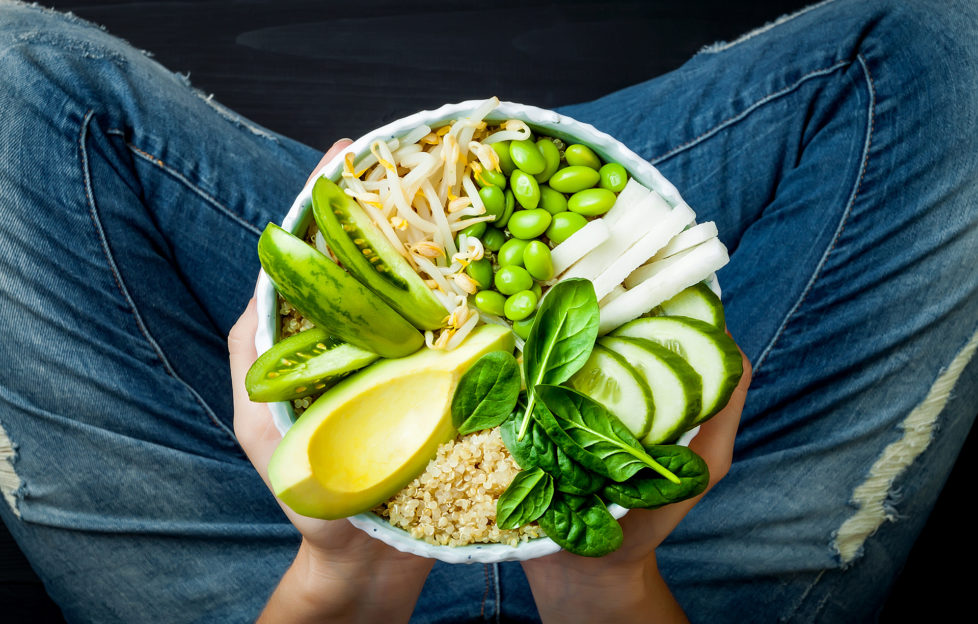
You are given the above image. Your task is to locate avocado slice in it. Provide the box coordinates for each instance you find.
[268,324,516,520]
[311,177,448,330]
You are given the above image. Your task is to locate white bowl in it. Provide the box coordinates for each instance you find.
[255,99,710,563]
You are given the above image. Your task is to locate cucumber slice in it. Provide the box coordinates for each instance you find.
[612,317,742,425]
[653,282,725,329]
[246,327,380,402]
[567,344,653,439]
[598,337,702,445]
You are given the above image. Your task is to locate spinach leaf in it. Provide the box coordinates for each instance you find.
[500,410,605,495]
[537,492,623,557]
[602,446,710,509]
[496,467,554,530]
[534,385,681,484]
[517,279,600,440]
[451,351,521,434]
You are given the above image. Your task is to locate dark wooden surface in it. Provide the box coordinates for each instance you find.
[2,1,972,622]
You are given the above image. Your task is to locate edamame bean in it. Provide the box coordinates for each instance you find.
[539,185,568,215]
[512,313,536,339]
[475,166,507,189]
[465,258,494,290]
[478,185,506,221]
[510,170,541,210]
[474,290,506,317]
[523,240,554,281]
[507,209,552,240]
[531,282,542,299]
[492,141,517,176]
[497,238,528,267]
[548,166,601,193]
[568,188,617,216]
[565,143,602,170]
[509,139,546,175]
[458,219,487,240]
[598,163,628,192]
[534,138,561,183]
[482,227,506,252]
[546,211,588,244]
[498,189,516,227]
[495,265,534,296]
[504,289,539,321]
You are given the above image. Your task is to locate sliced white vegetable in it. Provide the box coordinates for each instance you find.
[599,237,729,334]
[589,202,696,300]
[560,190,673,283]
[646,221,719,264]
[603,177,651,228]
[550,219,611,276]
[599,284,626,307]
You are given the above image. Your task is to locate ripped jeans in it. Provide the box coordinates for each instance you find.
[1,0,977,622]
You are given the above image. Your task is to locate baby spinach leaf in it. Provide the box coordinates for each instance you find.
[534,384,680,484]
[537,492,623,557]
[500,410,605,495]
[496,467,554,530]
[602,446,710,509]
[517,279,600,440]
[451,350,521,434]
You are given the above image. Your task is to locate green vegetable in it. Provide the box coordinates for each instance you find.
[533,385,681,484]
[522,240,555,281]
[512,313,536,340]
[478,185,506,222]
[545,211,588,245]
[507,209,552,240]
[568,188,617,216]
[310,177,447,331]
[504,289,539,321]
[511,170,541,210]
[450,351,521,434]
[537,492,623,557]
[258,223,423,358]
[495,265,534,295]
[497,238,528,267]
[473,290,506,317]
[517,278,600,440]
[602,445,709,509]
[475,166,507,189]
[496,467,554,530]
[598,163,628,192]
[482,227,506,252]
[548,166,601,193]
[564,143,602,170]
[539,185,568,215]
[245,327,379,402]
[509,139,546,175]
[465,258,494,290]
[492,141,517,176]
[534,138,561,183]
[458,219,487,240]
[499,189,516,227]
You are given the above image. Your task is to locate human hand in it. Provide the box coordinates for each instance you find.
[521,341,752,623]
[227,140,432,623]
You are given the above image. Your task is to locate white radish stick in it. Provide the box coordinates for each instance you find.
[646,221,719,264]
[550,219,611,276]
[603,178,650,228]
[599,237,729,334]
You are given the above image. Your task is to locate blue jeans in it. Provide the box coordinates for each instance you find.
[1,0,976,622]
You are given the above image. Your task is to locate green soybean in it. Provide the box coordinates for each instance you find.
[505,289,539,321]
[534,138,561,183]
[474,290,506,317]
[546,211,588,244]
[458,219,487,240]
[497,238,529,267]
[475,166,507,189]
[482,227,506,252]
[548,166,601,193]
[568,188,617,216]
[539,185,568,215]
[509,139,546,175]
[531,281,542,299]
[499,189,516,227]
[466,258,494,290]
[598,163,628,192]
[523,240,554,281]
[507,209,552,240]
[513,313,536,339]
[479,185,506,221]
[565,143,603,170]
[511,170,541,210]
[492,141,517,176]
[495,265,534,296]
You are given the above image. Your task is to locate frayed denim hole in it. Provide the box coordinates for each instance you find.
[0,421,24,518]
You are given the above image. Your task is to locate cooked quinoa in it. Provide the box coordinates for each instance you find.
[375,428,541,547]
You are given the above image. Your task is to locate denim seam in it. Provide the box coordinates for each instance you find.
[480,563,490,619]
[80,110,240,447]
[649,59,852,166]
[104,128,264,237]
[752,54,876,375]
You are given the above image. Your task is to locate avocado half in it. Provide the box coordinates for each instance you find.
[312,177,448,331]
[268,324,515,520]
